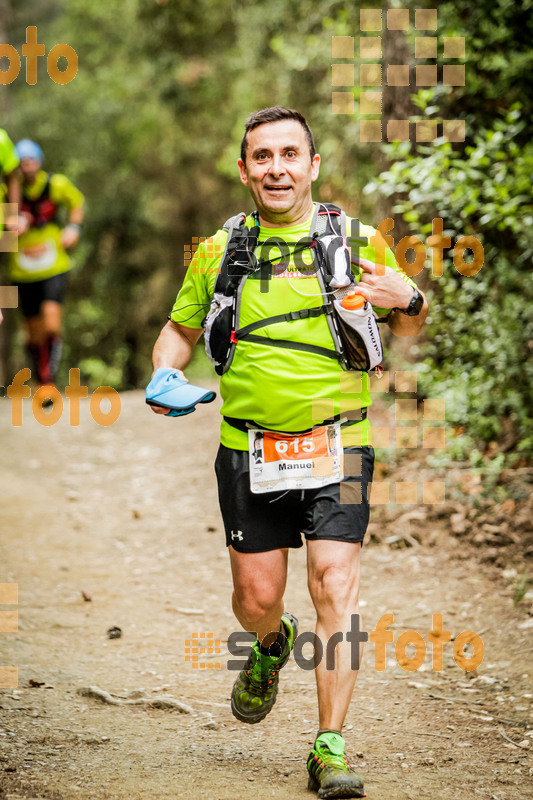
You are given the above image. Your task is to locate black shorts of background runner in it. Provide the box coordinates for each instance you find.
[18,273,68,318]
[215,444,375,553]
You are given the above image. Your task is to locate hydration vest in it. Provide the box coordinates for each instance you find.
[202,202,383,375]
[21,175,58,229]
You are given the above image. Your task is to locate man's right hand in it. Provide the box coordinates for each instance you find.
[151,405,171,415]
[148,367,188,415]
[149,321,204,416]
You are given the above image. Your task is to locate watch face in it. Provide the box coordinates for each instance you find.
[408,289,423,316]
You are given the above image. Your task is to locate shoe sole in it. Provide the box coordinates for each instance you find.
[281,612,298,646]
[308,774,365,798]
[230,681,279,724]
[230,612,298,724]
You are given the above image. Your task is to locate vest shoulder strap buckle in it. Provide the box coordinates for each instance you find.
[288,309,309,321]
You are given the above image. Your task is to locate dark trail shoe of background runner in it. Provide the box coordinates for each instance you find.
[230,612,298,724]
[307,732,365,799]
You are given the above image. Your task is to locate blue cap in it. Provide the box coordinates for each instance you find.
[146,367,216,417]
[16,139,44,163]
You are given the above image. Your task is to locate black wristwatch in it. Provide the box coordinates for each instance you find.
[395,288,424,316]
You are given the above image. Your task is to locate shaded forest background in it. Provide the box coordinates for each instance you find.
[0,0,531,468]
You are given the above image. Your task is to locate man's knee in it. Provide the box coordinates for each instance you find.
[233,586,282,623]
[309,564,358,611]
[42,317,61,337]
[41,302,61,334]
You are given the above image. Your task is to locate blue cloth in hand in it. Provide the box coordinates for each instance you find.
[146,368,216,417]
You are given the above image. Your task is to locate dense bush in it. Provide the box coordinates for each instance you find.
[367,105,533,457]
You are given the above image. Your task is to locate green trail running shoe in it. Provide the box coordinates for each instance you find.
[307,732,365,799]
[230,612,298,724]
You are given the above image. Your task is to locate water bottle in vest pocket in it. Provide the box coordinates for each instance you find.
[333,287,383,371]
[203,293,235,369]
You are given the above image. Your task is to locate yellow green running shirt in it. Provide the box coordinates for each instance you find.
[170,206,415,451]
[0,129,20,222]
[0,129,20,180]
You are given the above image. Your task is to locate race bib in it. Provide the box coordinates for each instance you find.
[248,424,343,494]
[17,239,58,273]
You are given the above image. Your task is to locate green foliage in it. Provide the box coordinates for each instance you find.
[2,0,532,473]
[1,0,380,390]
[368,0,533,461]
[434,0,533,132]
[370,105,533,454]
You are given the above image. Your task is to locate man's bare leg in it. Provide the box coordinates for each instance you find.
[306,540,363,731]
[25,300,62,384]
[229,545,288,646]
[305,540,365,796]
[41,300,62,339]
[229,546,298,724]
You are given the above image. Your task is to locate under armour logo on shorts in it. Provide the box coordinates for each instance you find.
[231,530,244,541]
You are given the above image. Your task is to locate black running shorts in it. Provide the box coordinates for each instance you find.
[18,273,68,318]
[214,443,374,553]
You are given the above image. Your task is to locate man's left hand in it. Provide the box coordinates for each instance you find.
[5,215,29,235]
[61,224,81,249]
[352,256,414,310]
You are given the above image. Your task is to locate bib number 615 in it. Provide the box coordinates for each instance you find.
[274,437,314,456]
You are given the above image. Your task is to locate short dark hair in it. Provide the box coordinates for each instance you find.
[240,106,316,165]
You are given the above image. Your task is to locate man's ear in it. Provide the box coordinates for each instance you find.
[237,158,248,186]
[311,153,321,183]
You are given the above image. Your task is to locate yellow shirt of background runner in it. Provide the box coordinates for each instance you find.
[7,170,84,283]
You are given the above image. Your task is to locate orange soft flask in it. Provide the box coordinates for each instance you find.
[332,284,383,371]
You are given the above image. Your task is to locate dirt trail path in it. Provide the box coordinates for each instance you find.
[1,390,532,800]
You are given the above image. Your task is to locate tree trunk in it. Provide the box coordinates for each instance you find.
[378,5,428,379]
[377,4,414,231]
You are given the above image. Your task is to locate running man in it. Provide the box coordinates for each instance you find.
[150,107,427,798]
[7,139,84,386]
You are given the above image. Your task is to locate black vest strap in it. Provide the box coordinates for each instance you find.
[22,174,58,228]
[242,333,341,361]
[223,407,367,435]
[235,304,328,339]
[216,212,260,296]
[22,175,50,204]
[207,203,354,373]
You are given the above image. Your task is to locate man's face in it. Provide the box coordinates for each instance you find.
[238,119,320,227]
[19,157,41,181]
